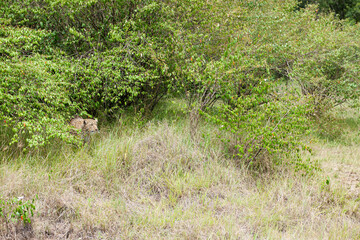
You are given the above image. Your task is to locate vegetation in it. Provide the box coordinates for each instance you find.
[1,0,360,238]
[300,0,360,22]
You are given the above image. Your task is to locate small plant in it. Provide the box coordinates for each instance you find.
[293,157,320,176]
[0,195,37,231]
[320,177,331,191]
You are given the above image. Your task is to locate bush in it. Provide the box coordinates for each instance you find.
[204,80,312,170]
[0,23,80,148]
[222,2,360,116]
[67,15,175,117]
[0,55,80,149]
[0,0,141,54]
[299,0,360,22]
[1,0,359,153]
[0,1,177,149]
[0,196,36,237]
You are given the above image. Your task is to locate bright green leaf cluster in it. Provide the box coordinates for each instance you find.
[0,195,37,225]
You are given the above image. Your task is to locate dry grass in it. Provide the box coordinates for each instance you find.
[1,105,360,239]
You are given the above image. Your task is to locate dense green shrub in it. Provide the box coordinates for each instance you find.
[1,0,177,118]
[0,24,56,58]
[0,0,140,54]
[62,1,176,117]
[0,56,78,148]
[0,23,80,149]
[67,46,172,117]
[224,2,360,114]
[180,0,358,168]
[299,0,360,22]
[1,0,360,155]
[0,1,177,148]
[204,81,312,170]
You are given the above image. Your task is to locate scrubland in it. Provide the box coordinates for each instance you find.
[1,101,360,239]
[1,0,360,239]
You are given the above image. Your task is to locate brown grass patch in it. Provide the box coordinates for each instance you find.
[1,120,360,239]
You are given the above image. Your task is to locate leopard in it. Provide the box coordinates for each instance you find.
[69,116,99,143]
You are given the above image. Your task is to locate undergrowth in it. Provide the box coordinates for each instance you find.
[1,101,360,239]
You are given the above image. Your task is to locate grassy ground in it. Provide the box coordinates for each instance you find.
[1,101,360,239]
